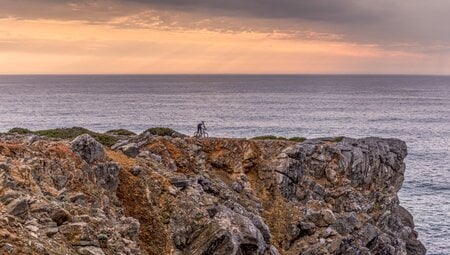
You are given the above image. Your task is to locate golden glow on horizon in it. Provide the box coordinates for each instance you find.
[0,17,447,74]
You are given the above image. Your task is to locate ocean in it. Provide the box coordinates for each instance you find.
[0,75,449,254]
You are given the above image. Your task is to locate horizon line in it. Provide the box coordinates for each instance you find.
[1,73,449,77]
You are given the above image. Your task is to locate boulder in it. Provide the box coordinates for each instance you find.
[50,207,72,226]
[6,197,29,219]
[71,134,105,163]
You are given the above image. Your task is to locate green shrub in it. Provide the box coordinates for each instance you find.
[8,127,33,134]
[33,127,90,139]
[289,137,306,142]
[91,134,119,147]
[33,127,118,147]
[105,129,136,136]
[333,136,344,142]
[145,127,177,136]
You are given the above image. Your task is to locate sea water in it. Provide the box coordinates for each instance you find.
[0,75,449,254]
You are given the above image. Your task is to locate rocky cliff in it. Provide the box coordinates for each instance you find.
[0,132,426,255]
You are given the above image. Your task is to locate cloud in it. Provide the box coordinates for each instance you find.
[0,0,449,47]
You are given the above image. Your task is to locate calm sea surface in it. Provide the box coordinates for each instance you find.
[0,75,449,254]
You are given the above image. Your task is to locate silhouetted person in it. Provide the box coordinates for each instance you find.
[197,121,206,134]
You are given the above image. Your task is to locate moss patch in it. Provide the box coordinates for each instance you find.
[251,135,287,141]
[333,136,344,142]
[9,127,119,147]
[105,129,136,136]
[36,127,119,147]
[288,137,307,142]
[8,127,33,134]
[145,127,177,137]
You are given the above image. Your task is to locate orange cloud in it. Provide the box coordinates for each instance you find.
[0,17,448,74]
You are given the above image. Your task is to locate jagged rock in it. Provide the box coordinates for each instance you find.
[27,135,39,144]
[6,197,29,219]
[231,181,244,193]
[44,227,59,237]
[59,222,92,245]
[170,176,190,189]
[0,243,15,254]
[119,217,140,241]
[78,246,105,255]
[130,166,143,176]
[0,162,10,171]
[69,193,88,205]
[299,222,316,236]
[0,190,21,204]
[187,206,269,255]
[71,134,105,163]
[50,207,72,226]
[93,162,120,193]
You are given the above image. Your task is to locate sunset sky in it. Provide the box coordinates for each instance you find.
[1,0,449,74]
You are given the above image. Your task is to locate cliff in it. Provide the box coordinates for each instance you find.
[0,132,426,255]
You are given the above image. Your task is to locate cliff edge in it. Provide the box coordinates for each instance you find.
[0,132,426,254]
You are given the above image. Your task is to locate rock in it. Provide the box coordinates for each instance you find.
[59,222,92,245]
[6,197,29,218]
[0,162,10,171]
[27,135,39,144]
[50,207,72,226]
[44,227,59,237]
[306,208,336,227]
[322,209,337,225]
[119,217,140,241]
[359,224,379,246]
[69,193,88,205]
[121,143,139,158]
[0,243,15,254]
[299,222,316,236]
[26,225,39,233]
[0,134,425,255]
[0,190,21,204]
[231,181,244,193]
[130,166,143,176]
[71,134,105,163]
[186,206,269,255]
[93,162,120,193]
[78,246,105,255]
[406,238,427,255]
[269,245,281,255]
[394,205,415,228]
[97,233,108,248]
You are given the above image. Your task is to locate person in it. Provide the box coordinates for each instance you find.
[197,121,206,135]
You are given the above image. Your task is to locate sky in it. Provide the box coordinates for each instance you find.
[0,0,449,74]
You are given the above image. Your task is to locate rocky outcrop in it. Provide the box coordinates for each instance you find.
[71,134,106,163]
[0,132,425,255]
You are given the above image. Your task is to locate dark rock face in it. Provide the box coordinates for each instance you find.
[273,137,424,255]
[0,134,425,255]
[71,134,106,163]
